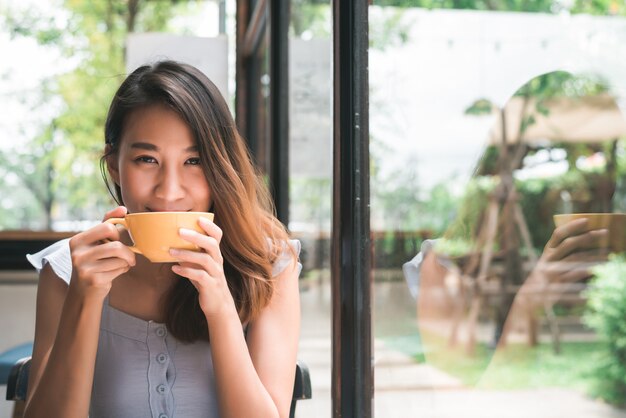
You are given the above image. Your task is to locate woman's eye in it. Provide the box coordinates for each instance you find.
[135,156,157,164]
[186,157,201,165]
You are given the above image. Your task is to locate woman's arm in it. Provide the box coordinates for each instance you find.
[25,265,105,418]
[26,265,68,411]
[213,258,300,418]
[171,219,301,418]
[25,208,135,418]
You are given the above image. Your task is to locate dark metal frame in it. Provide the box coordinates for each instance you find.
[236,0,290,226]
[331,1,372,417]
[268,0,290,224]
[236,0,267,167]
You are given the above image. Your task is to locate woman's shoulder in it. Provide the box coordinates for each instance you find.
[26,238,72,284]
[271,239,302,277]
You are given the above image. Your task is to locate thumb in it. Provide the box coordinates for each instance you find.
[102,206,128,222]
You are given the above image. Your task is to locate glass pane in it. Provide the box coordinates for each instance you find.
[288,1,332,416]
[371,2,626,417]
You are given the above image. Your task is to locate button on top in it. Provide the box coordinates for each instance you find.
[157,353,168,364]
[156,384,167,394]
[159,414,168,418]
[156,327,167,337]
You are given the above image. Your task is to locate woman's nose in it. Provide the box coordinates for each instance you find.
[155,167,186,201]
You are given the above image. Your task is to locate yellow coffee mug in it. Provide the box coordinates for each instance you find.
[106,211,214,262]
[553,213,626,253]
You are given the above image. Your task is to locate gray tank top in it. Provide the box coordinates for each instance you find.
[28,238,302,418]
[90,297,218,418]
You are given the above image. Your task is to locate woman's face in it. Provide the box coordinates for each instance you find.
[108,104,212,214]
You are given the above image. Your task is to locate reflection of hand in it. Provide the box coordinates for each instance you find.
[533,217,609,284]
[521,217,608,308]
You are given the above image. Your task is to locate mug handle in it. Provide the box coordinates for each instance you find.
[104,218,143,255]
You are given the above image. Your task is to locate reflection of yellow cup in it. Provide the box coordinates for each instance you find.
[106,212,214,262]
[553,213,626,253]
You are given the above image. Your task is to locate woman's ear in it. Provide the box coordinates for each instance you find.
[105,144,120,185]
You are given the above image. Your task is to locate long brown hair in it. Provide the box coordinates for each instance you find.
[101,61,292,342]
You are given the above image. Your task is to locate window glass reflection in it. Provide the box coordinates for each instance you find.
[372,4,626,417]
[289,1,332,417]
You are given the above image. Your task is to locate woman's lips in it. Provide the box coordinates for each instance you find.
[146,207,192,212]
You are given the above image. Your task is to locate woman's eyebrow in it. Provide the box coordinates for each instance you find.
[130,142,158,151]
[129,142,198,152]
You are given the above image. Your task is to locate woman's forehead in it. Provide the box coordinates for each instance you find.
[121,105,196,148]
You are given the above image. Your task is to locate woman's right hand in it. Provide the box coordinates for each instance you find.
[68,206,136,300]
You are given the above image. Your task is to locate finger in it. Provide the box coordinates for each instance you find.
[70,222,124,250]
[82,240,136,266]
[171,264,212,283]
[561,248,610,263]
[102,206,128,222]
[78,258,134,275]
[553,268,593,284]
[547,218,589,248]
[90,267,133,282]
[547,261,593,279]
[197,217,223,244]
[169,248,223,277]
[540,259,597,274]
[550,229,608,260]
[178,228,223,263]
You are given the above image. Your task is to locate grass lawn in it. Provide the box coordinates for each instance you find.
[381,331,604,392]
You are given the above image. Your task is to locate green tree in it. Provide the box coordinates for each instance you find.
[0,0,195,230]
[372,0,626,15]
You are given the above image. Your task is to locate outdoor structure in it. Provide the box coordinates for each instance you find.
[446,92,626,354]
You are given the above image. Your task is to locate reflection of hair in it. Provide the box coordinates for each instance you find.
[101,61,291,342]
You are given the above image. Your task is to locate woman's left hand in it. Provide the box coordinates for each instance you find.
[169,216,237,320]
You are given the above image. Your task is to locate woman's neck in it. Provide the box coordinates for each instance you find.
[132,255,178,288]
[108,256,180,322]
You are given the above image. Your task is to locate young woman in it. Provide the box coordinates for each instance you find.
[24,61,301,418]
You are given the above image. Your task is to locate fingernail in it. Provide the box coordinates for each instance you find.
[169,248,180,256]
[179,228,194,236]
[199,217,212,225]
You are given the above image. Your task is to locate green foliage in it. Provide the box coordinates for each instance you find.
[0,0,191,230]
[514,71,608,99]
[386,330,603,391]
[583,256,626,406]
[369,8,412,50]
[515,176,554,248]
[289,177,332,230]
[432,237,474,257]
[372,0,556,12]
[370,152,461,234]
[291,0,330,37]
[373,159,421,230]
[372,0,623,15]
[572,0,625,16]
[419,182,459,234]
[443,175,496,242]
[372,230,425,268]
[465,98,496,116]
